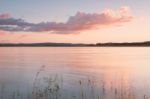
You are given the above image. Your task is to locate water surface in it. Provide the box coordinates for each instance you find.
[0,47,150,99]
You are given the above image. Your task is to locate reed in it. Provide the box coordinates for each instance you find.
[0,65,148,99]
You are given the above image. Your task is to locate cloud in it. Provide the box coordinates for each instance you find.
[0,6,133,34]
[0,30,9,35]
[19,34,28,38]
[0,40,9,43]
[119,6,130,15]
[0,13,11,19]
[0,18,34,31]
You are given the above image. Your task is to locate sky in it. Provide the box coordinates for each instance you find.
[0,0,150,43]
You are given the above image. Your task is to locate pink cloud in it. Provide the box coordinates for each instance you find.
[0,30,9,35]
[19,34,28,38]
[0,13,11,19]
[119,6,130,14]
[0,6,134,34]
[37,6,133,34]
[0,40,9,43]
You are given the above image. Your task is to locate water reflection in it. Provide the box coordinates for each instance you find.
[64,47,133,98]
[0,47,150,99]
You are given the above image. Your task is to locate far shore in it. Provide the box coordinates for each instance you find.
[0,41,150,47]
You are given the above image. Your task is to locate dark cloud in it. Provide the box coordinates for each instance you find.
[0,6,133,34]
[0,18,34,31]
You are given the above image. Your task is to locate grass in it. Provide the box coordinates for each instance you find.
[0,65,149,99]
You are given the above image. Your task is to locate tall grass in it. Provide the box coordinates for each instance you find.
[0,65,149,99]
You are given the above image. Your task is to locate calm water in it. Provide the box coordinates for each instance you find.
[0,47,150,99]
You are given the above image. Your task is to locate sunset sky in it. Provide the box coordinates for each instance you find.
[0,0,150,43]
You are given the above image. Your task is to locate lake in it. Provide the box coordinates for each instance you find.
[0,47,150,99]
